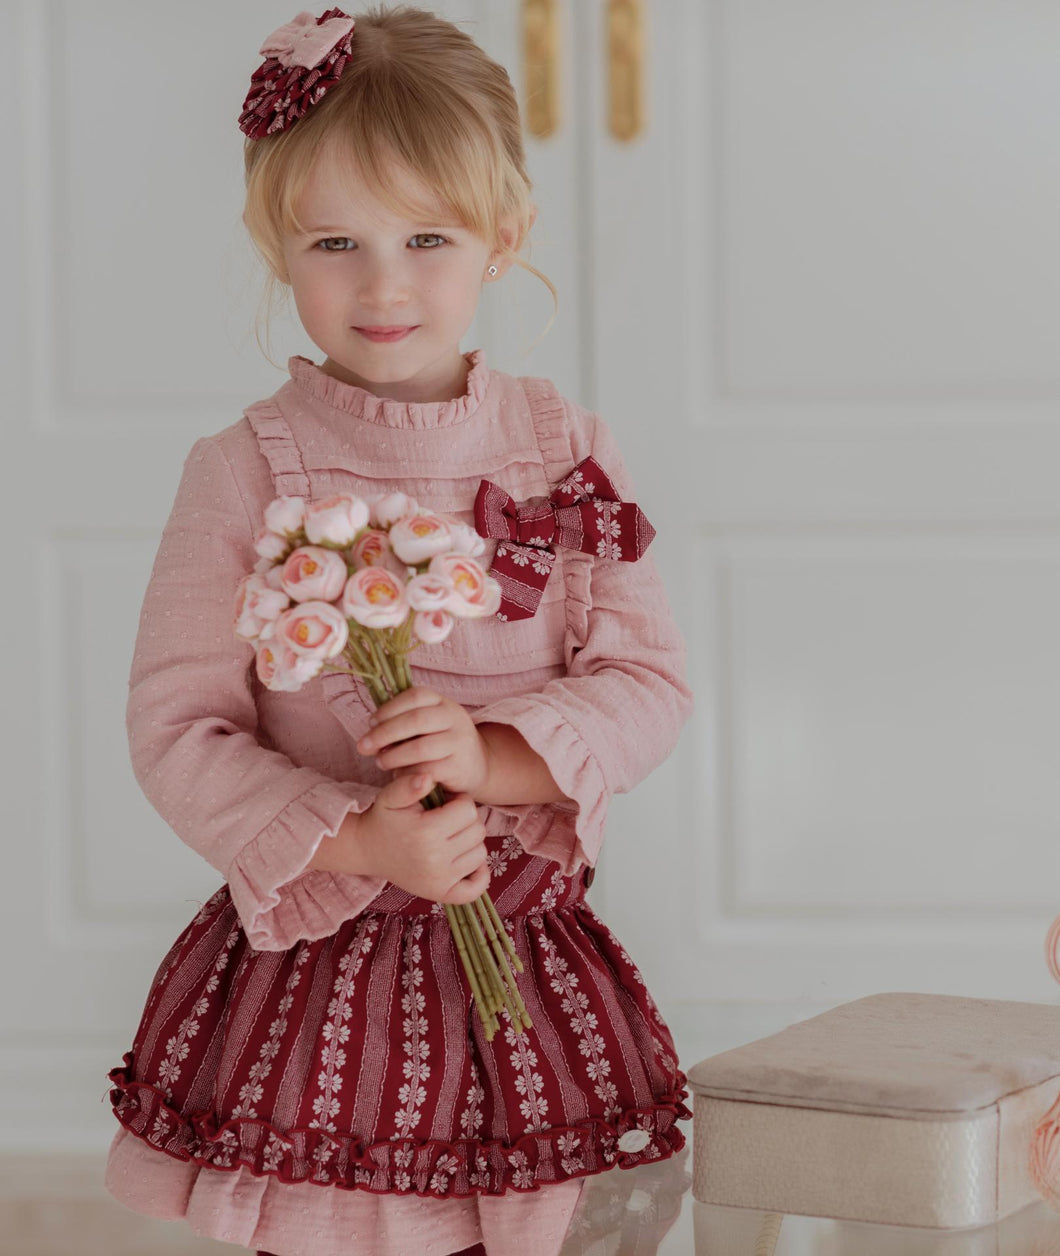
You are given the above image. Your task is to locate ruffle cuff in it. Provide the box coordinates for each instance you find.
[227,779,386,951]
[472,699,609,876]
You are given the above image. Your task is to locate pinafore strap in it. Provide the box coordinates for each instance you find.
[517,375,593,646]
[243,400,311,499]
[518,376,574,489]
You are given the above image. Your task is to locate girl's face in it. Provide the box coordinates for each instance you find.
[281,150,503,403]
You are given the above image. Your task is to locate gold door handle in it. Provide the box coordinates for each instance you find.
[523,0,560,138]
[608,0,645,141]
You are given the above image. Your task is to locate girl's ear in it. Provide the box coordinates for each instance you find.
[488,206,536,280]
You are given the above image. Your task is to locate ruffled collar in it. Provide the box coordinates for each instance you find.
[287,348,490,430]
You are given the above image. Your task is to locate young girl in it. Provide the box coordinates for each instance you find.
[103,6,694,1254]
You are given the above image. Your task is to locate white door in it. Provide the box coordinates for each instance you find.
[5,0,1060,1156]
[580,0,1060,1063]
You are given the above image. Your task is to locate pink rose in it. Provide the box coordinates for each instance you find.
[446,520,487,558]
[274,601,349,660]
[255,640,325,692]
[413,609,454,644]
[263,495,306,537]
[341,567,409,628]
[254,527,289,560]
[304,494,370,546]
[350,528,407,576]
[406,572,456,612]
[427,553,501,619]
[370,491,419,529]
[389,513,453,564]
[234,572,291,642]
[253,558,287,592]
[280,545,349,603]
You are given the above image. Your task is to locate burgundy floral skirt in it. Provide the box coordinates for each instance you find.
[107,838,692,1199]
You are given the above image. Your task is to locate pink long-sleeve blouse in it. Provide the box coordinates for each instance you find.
[104,348,693,1256]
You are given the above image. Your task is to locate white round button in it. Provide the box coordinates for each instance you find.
[617,1128,651,1153]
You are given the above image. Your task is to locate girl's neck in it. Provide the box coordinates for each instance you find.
[319,349,470,404]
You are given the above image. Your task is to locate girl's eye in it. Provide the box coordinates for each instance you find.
[314,234,448,252]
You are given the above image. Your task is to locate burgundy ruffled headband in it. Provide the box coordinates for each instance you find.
[239,8,356,139]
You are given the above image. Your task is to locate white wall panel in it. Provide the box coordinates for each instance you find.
[711,534,1060,914]
[717,0,1060,399]
[47,538,223,932]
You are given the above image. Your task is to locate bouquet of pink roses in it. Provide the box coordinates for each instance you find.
[233,491,530,1041]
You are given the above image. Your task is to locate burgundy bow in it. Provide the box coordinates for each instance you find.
[473,456,656,621]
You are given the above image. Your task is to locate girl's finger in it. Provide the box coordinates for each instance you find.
[376,733,453,770]
[360,706,451,751]
[370,686,442,724]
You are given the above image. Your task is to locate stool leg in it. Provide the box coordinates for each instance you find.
[755,1213,784,1256]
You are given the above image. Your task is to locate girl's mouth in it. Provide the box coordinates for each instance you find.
[354,326,417,343]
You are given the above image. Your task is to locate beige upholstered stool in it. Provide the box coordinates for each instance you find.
[687,992,1060,1238]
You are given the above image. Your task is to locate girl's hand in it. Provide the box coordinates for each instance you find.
[309,772,491,905]
[356,685,492,798]
[364,773,491,904]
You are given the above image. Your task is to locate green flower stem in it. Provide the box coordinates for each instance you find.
[357,630,387,700]
[485,894,524,974]
[474,896,532,1030]
[338,615,526,1039]
[456,902,498,1015]
[445,903,493,1037]
[319,662,378,685]
[369,631,401,700]
[461,904,502,1014]
[344,630,388,706]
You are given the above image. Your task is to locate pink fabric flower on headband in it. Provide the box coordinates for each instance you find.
[260,10,355,68]
[239,7,356,139]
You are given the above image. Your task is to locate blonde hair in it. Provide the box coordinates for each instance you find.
[241,3,557,365]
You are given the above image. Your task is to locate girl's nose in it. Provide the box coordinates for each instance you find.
[357,258,410,310]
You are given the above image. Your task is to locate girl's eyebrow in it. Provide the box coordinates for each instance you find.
[297,221,464,236]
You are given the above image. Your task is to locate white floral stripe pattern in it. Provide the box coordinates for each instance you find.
[581,906,680,1078]
[459,1065,485,1140]
[485,833,523,880]
[531,866,566,915]
[593,500,623,560]
[556,1128,587,1176]
[504,1013,549,1132]
[394,919,429,1140]
[154,924,239,1102]
[537,926,621,1121]
[310,916,380,1134]
[230,947,311,1119]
